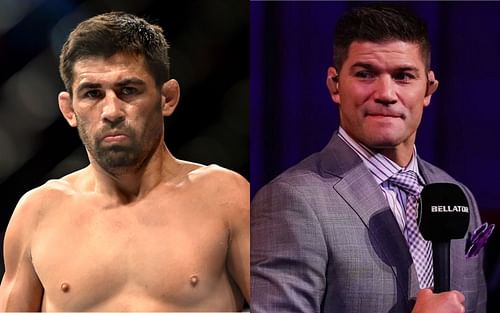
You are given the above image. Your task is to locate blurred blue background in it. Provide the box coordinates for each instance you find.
[0,0,248,279]
[251,2,500,311]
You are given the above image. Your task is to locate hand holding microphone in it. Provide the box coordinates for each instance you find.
[413,289,465,313]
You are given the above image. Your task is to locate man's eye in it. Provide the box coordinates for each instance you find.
[85,90,102,98]
[393,72,416,82]
[354,71,375,79]
[120,87,137,96]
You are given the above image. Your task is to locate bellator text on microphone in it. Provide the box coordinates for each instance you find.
[430,205,469,213]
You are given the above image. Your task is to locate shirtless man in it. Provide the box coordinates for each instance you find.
[0,12,249,311]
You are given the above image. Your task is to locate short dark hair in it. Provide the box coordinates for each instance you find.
[59,12,170,94]
[333,5,431,71]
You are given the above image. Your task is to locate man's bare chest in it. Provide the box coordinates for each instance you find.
[30,198,230,310]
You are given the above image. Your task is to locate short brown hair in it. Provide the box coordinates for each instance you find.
[334,5,431,71]
[59,12,170,93]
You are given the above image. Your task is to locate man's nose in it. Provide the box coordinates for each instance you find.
[101,92,125,125]
[374,75,397,106]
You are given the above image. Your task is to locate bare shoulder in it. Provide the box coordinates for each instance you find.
[3,177,74,275]
[177,163,249,217]
[186,163,249,195]
[8,178,73,228]
[7,167,90,231]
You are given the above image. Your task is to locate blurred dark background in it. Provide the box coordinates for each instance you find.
[0,0,248,274]
[251,2,500,311]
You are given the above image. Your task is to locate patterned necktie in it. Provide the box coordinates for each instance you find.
[388,171,434,289]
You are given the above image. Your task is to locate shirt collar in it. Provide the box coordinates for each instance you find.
[338,127,424,185]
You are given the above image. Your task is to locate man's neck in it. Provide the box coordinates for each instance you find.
[338,127,416,167]
[89,143,178,203]
[373,145,414,168]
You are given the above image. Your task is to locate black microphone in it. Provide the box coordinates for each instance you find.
[418,183,470,293]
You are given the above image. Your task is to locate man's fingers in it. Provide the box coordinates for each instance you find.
[452,290,465,304]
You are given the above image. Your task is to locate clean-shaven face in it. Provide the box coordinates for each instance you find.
[336,41,432,154]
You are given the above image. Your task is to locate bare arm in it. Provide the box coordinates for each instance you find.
[225,172,250,304]
[0,191,44,311]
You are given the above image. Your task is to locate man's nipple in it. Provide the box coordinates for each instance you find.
[190,275,199,287]
[60,282,70,293]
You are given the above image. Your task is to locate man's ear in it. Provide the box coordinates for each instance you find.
[326,66,340,104]
[161,79,180,116]
[424,70,439,107]
[58,91,77,127]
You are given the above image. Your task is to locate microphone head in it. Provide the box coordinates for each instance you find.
[418,183,470,241]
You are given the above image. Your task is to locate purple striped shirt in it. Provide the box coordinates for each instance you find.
[338,127,425,234]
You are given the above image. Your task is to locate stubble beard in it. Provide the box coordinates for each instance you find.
[76,113,163,175]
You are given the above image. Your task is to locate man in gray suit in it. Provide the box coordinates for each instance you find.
[251,5,486,313]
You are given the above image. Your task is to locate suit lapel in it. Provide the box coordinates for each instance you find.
[320,134,416,307]
[317,135,466,302]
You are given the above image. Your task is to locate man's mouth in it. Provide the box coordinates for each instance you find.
[365,112,403,119]
[101,132,128,143]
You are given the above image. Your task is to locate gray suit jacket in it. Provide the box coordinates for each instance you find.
[251,133,487,313]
